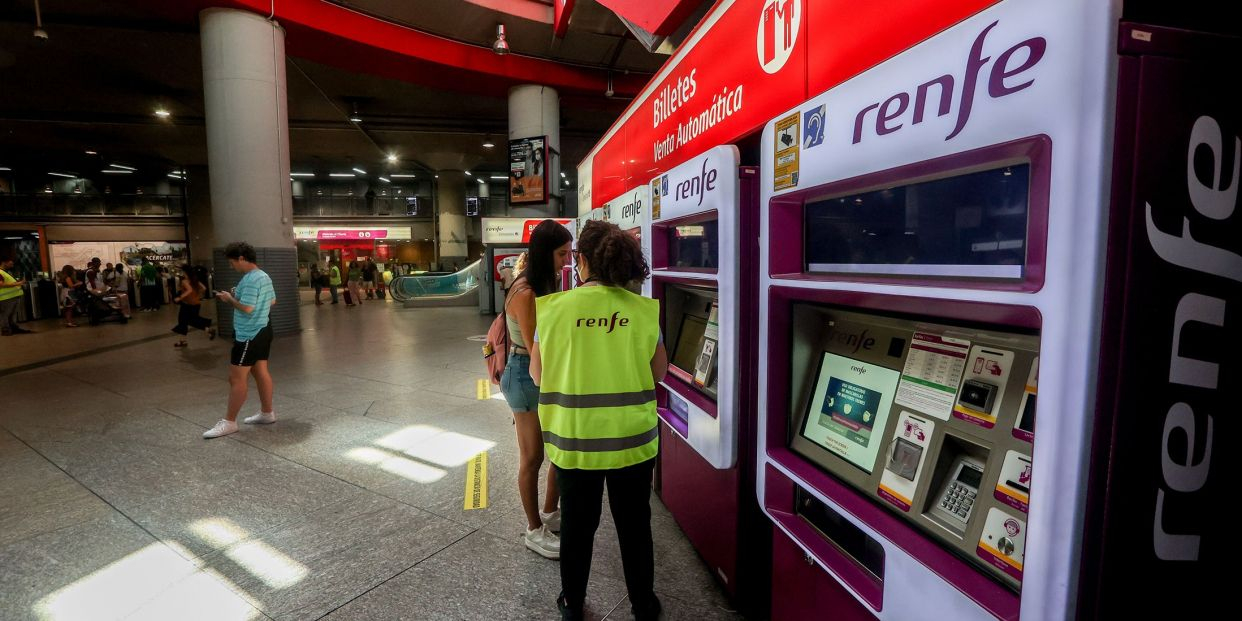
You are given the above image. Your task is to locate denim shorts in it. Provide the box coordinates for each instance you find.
[499,353,540,413]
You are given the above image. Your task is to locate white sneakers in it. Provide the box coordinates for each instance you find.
[202,419,238,439]
[525,524,561,559]
[244,411,277,425]
[203,412,275,439]
[541,509,561,533]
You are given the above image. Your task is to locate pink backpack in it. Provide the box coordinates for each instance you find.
[483,279,528,385]
[483,308,510,385]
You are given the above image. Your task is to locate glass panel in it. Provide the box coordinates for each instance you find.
[805,164,1030,279]
[666,219,719,269]
[389,260,479,301]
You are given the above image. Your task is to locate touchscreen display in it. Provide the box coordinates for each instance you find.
[800,352,901,473]
[671,314,707,374]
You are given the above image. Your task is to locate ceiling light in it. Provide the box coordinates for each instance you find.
[109,163,136,170]
[379,177,391,183]
[48,172,75,178]
[435,175,439,179]
[102,169,132,174]
[349,103,362,123]
[464,171,472,176]
[391,174,416,178]
[290,172,315,177]
[478,178,486,184]
[387,154,398,163]
[492,25,510,55]
[482,139,495,149]
[330,173,356,178]
[85,150,97,155]
[43,185,53,193]
[0,167,10,171]
[560,171,566,178]
[352,167,366,175]
[489,176,507,180]
[154,109,171,118]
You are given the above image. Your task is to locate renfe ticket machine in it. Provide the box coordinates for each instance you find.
[756,1,1230,620]
[648,145,767,613]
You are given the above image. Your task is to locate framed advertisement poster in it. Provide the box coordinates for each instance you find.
[509,136,547,204]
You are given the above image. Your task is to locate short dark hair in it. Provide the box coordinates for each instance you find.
[224,242,257,263]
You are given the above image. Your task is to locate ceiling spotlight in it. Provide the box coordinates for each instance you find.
[482,139,495,149]
[154,109,171,119]
[560,171,566,178]
[492,24,510,55]
[33,0,48,41]
[387,154,398,163]
[85,150,97,156]
[352,167,366,175]
[349,103,362,123]
[464,171,472,176]
[379,177,391,183]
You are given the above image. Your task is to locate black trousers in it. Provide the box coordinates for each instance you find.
[557,458,658,614]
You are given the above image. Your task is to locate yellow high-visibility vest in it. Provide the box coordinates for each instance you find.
[536,285,660,470]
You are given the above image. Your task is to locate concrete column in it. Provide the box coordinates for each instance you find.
[437,170,468,268]
[508,85,560,217]
[200,8,299,335]
[185,166,214,267]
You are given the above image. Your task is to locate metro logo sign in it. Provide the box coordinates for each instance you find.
[758,0,800,74]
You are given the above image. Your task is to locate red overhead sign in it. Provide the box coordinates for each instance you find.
[585,0,997,209]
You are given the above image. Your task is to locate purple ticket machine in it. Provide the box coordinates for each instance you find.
[648,145,767,612]
[755,2,1229,620]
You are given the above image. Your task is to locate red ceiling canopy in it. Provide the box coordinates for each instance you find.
[595,0,704,36]
[130,0,647,98]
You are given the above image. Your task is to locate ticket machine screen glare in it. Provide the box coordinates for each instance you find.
[668,219,719,269]
[804,164,1031,279]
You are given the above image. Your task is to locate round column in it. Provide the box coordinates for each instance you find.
[508,85,560,217]
[200,8,299,334]
[437,170,469,269]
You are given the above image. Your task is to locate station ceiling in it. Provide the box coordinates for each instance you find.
[0,0,706,188]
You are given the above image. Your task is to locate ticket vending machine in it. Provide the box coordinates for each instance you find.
[754,2,1227,620]
[648,145,767,612]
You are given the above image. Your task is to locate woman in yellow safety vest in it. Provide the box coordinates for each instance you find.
[531,220,668,621]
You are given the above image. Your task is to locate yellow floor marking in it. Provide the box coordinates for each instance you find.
[464,451,489,510]
[476,379,491,400]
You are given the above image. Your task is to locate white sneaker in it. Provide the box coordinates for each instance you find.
[243,411,277,424]
[540,509,561,533]
[524,525,561,560]
[203,419,238,439]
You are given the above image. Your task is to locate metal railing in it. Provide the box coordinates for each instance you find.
[0,194,185,218]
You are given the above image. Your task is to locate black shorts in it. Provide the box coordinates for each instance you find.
[230,324,273,366]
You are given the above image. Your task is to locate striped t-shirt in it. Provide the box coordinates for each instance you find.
[234,268,275,340]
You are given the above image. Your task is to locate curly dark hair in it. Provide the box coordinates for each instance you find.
[576,220,649,287]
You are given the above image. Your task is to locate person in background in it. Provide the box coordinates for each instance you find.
[310,263,324,306]
[58,265,80,328]
[0,256,31,336]
[328,259,342,304]
[346,260,364,307]
[203,242,277,439]
[501,220,573,561]
[530,220,666,621]
[362,259,377,300]
[86,258,131,318]
[107,262,133,315]
[171,264,215,347]
[139,258,161,311]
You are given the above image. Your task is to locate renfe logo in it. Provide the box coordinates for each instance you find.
[576,311,629,333]
[827,327,876,354]
[675,158,718,207]
[757,0,800,74]
[852,21,1047,144]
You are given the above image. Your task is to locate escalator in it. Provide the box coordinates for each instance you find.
[389,260,481,307]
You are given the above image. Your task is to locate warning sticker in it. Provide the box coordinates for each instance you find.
[774,112,800,190]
